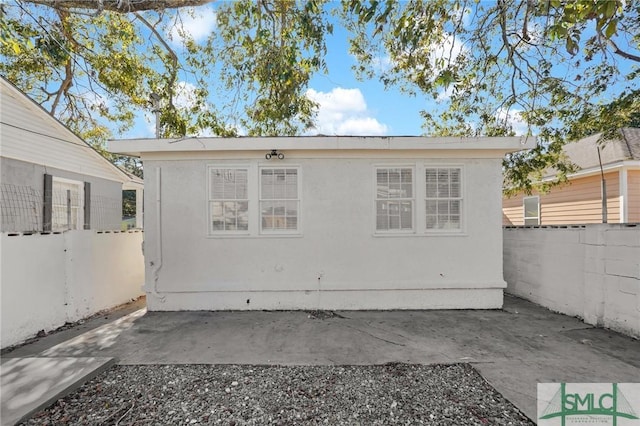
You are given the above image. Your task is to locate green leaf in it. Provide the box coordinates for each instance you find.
[604,21,617,39]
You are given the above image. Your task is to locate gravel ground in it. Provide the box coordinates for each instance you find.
[23,363,533,425]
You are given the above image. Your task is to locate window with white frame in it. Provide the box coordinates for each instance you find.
[425,167,462,230]
[260,167,299,232]
[208,168,249,232]
[375,167,414,231]
[523,196,540,225]
[52,178,83,232]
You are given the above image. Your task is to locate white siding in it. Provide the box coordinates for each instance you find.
[0,79,130,184]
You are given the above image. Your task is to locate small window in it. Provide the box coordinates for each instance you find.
[523,196,540,225]
[375,167,414,231]
[425,167,463,231]
[52,178,83,231]
[260,167,299,232]
[209,168,249,232]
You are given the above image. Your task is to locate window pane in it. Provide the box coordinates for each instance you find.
[285,170,298,199]
[426,215,437,229]
[235,170,248,199]
[377,215,389,230]
[237,201,249,231]
[524,198,539,218]
[426,200,437,215]
[377,183,389,199]
[400,201,412,229]
[437,200,449,215]
[286,216,298,230]
[425,169,437,197]
[262,201,274,217]
[450,200,460,215]
[450,169,461,197]
[261,169,273,199]
[437,169,450,197]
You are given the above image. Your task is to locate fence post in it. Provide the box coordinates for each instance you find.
[43,174,52,232]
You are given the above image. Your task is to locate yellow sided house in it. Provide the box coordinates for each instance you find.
[110,136,533,311]
[503,128,640,226]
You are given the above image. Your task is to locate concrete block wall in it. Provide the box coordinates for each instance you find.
[504,224,640,338]
[1,231,145,348]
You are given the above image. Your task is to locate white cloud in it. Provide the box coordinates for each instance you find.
[173,81,199,110]
[496,108,528,135]
[372,55,393,72]
[169,7,217,45]
[336,117,389,135]
[436,85,455,102]
[306,87,388,136]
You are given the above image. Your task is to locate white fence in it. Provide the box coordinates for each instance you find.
[1,230,145,348]
[504,224,640,338]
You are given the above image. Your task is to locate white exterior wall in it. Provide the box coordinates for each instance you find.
[504,225,640,338]
[142,154,507,311]
[1,231,145,348]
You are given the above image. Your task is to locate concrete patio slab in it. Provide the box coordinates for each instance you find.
[0,357,116,426]
[2,295,639,423]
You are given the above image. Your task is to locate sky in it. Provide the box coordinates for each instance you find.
[121,3,435,139]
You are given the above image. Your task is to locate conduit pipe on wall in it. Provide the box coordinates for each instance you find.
[150,166,166,302]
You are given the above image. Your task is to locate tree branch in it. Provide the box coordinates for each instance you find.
[50,10,75,116]
[606,37,640,62]
[133,12,178,108]
[26,0,213,13]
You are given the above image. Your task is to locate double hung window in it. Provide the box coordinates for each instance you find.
[425,167,462,230]
[375,167,414,232]
[209,168,249,232]
[260,168,299,232]
[374,165,464,234]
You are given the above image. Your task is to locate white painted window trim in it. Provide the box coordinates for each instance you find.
[258,165,302,236]
[619,168,628,223]
[51,176,84,232]
[422,164,465,235]
[523,195,540,225]
[206,165,252,236]
[373,164,416,235]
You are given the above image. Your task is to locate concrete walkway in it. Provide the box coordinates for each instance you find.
[2,295,639,424]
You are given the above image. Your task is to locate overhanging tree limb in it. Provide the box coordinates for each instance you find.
[26,0,213,13]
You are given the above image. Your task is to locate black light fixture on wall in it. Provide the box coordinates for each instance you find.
[265,149,285,160]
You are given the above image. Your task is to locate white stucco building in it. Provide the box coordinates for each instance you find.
[109,136,534,311]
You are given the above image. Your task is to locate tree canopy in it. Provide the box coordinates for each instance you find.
[1,0,638,192]
[343,0,640,193]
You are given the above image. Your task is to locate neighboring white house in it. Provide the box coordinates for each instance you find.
[0,76,145,348]
[0,76,144,231]
[109,136,534,311]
